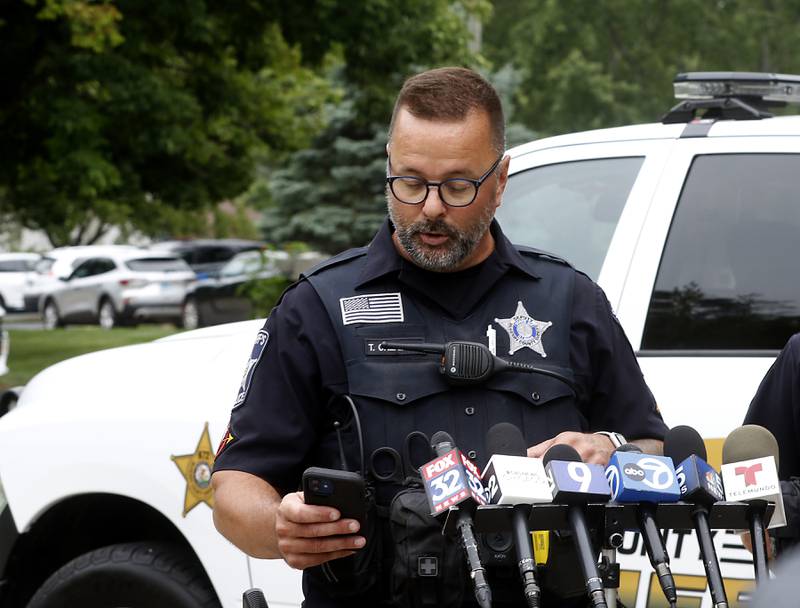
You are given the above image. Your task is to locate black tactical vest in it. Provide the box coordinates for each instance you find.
[304,245,586,474]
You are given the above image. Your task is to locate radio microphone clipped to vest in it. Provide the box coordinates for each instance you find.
[379,340,577,393]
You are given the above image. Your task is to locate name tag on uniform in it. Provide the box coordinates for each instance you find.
[364,337,424,356]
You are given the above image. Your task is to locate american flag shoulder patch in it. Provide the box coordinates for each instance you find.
[339,292,404,325]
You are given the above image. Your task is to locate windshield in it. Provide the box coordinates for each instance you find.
[497,157,644,279]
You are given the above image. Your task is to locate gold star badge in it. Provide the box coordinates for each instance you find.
[171,422,215,517]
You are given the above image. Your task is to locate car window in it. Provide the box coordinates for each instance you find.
[221,252,265,277]
[0,260,35,272]
[95,258,116,274]
[195,247,237,265]
[498,157,644,279]
[71,259,98,279]
[125,258,191,272]
[642,153,800,350]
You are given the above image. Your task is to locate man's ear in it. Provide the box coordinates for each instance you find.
[494,155,511,208]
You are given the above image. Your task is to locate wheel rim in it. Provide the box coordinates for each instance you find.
[99,302,115,329]
[183,301,199,329]
[43,303,58,329]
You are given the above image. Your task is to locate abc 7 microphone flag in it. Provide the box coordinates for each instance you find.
[420,448,487,515]
[605,452,680,502]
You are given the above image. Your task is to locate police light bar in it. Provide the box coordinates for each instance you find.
[673,71,800,104]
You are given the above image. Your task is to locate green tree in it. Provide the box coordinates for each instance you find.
[0,1,357,246]
[486,0,800,137]
[261,1,491,253]
[263,100,389,253]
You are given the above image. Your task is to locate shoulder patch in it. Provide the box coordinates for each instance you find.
[233,329,269,408]
[216,424,236,458]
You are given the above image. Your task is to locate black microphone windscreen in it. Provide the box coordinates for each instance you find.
[663,425,707,463]
[486,422,527,457]
[242,588,268,608]
[431,430,454,450]
[722,424,780,468]
[616,443,643,453]
[543,443,581,465]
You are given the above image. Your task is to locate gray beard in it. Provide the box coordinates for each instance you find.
[387,198,495,272]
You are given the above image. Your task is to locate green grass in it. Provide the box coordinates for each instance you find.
[1,326,182,389]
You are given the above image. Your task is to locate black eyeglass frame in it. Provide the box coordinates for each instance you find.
[386,154,504,207]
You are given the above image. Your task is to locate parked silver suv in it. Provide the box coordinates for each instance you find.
[40,247,196,329]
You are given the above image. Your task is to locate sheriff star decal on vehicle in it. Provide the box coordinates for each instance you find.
[171,422,215,517]
[494,300,552,358]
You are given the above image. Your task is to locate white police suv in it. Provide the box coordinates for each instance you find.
[1,72,799,607]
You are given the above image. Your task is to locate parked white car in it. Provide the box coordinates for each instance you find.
[0,304,8,377]
[24,246,136,312]
[0,253,41,312]
[0,72,798,607]
[39,247,196,329]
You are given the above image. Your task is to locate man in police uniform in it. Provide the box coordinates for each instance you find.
[212,67,667,606]
[743,333,800,556]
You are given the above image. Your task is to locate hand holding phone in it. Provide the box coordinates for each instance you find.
[302,467,366,525]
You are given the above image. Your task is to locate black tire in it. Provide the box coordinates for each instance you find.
[97,298,118,329]
[181,297,202,330]
[41,299,63,330]
[26,541,221,608]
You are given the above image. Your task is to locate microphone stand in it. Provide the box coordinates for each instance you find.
[748,500,770,583]
[601,546,617,608]
[601,520,624,608]
[456,510,492,608]
[691,505,728,608]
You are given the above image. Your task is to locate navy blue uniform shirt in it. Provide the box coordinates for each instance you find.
[214,219,666,491]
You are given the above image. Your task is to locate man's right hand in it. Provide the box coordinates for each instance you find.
[275,491,366,569]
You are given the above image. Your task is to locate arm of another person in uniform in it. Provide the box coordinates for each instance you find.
[527,433,662,465]
[212,469,365,568]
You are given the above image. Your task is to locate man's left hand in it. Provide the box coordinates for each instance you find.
[527,431,615,465]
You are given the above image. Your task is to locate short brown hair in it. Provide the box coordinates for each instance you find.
[389,67,505,154]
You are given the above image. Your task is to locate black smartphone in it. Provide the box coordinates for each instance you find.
[302,467,366,525]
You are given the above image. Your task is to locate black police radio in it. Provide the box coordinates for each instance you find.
[379,340,578,392]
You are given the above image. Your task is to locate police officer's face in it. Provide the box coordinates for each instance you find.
[387,107,509,272]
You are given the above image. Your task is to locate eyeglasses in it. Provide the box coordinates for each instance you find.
[386,154,503,207]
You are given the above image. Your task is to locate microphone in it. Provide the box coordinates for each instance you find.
[422,431,491,608]
[242,588,268,608]
[605,444,679,607]
[721,425,786,581]
[484,422,549,608]
[543,444,610,608]
[664,426,728,608]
